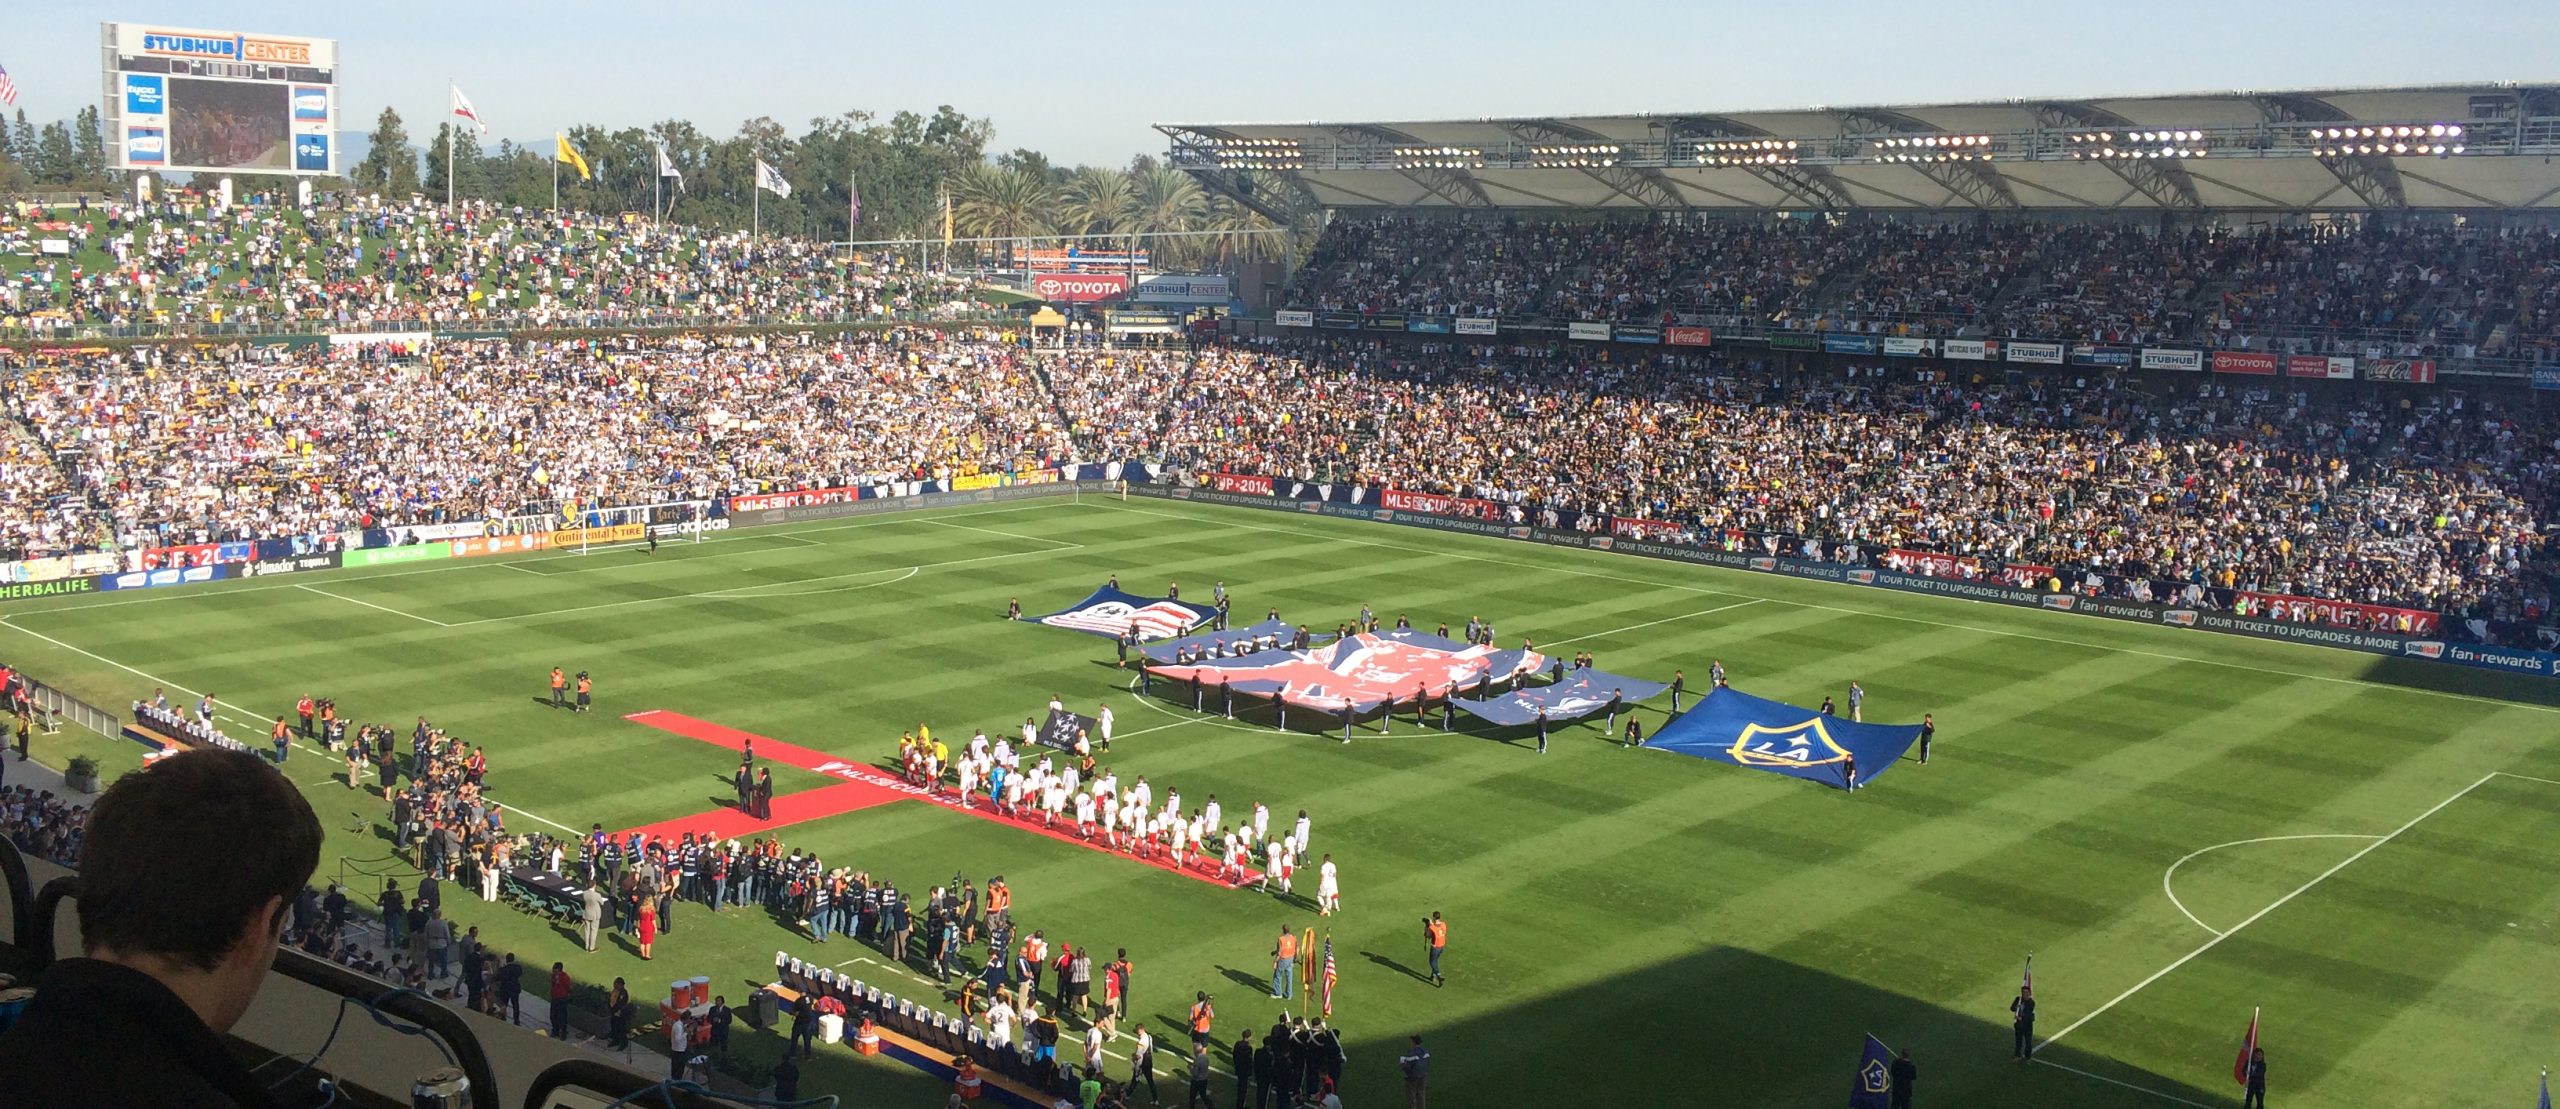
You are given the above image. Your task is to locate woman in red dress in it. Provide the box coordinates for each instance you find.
[637,899,658,960]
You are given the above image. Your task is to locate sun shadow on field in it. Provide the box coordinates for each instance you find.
[2345,654,2560,708]
[1213,965,1268,993]
[1359,950,1429,984]
[1338,946,2229,1109]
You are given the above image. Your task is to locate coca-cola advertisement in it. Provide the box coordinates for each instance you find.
[1030,272,1132,303]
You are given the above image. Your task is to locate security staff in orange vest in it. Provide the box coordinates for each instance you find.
[1188,991,1215,1047]
[296,694,315,738]
[575,672,593,714]
[550,667,567,708]
[1424,911,1448,986]
[1271,926,1297,999]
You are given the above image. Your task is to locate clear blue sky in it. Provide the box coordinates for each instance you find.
[15,0,2560,168]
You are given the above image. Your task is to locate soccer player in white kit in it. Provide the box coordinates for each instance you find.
[1317,854,1340,916]
[1097,703,1114,748]
[1291,810,1312,856]
[1251,802,1270,845]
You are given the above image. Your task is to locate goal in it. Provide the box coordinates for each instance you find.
[491,499,718,555]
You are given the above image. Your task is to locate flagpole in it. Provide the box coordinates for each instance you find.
[444,83,454,213]
[551,138,558,216]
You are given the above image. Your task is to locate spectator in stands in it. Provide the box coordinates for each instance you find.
[0,747,322,1106]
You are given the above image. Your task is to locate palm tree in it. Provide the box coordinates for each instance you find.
[1059,166,1136,241]
[1127,167,1209,266]
[951,163,1054,245]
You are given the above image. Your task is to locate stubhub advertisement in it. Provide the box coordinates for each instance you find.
[294,133,330,171]
[123,74,166,118]
[125,127,167,166]
[292,85,329,121]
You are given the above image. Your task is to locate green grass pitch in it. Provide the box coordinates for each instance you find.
[3,494,2555,1108]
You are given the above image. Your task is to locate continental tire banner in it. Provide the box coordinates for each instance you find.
[548,523,646,547]
[453,533,554,558]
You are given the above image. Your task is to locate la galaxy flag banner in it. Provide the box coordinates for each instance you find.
[1037,585,1215,642]
[1849,1034,1893,1109]
[1146,628,1546,714]
[1454,668,1669,727]
[1643,687,1924,790]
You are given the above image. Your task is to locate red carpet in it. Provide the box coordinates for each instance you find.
[623,709,1254,887]
[614,779,902,843]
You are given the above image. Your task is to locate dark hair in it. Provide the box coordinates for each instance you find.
[77,748,321,970]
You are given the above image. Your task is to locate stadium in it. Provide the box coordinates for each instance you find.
[0,15,2552,1109]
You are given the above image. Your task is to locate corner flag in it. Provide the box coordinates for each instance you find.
[1849,1034,1892,1109]
[2232,1008,2259,1086]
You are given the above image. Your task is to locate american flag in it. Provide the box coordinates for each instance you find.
[0,62,18,108]
[1319,935,1336,1017]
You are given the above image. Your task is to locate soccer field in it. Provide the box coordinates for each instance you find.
[4,494,2556,1108]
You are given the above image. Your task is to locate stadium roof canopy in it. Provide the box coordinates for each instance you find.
[1160,84,2560,214]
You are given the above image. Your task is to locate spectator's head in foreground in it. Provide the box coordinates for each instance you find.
[78,747,322,1035]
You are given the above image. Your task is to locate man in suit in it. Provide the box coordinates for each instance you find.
[581,883,605,951]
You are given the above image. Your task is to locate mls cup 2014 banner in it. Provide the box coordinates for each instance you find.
[1036,585,1215,642]
[106,23,339,176]
[1146,629,1548,714]
[1642,687,1923,791]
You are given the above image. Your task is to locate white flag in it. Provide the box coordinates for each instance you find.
[654,141,685,192]
[450,85,487,135]
[754,159,793,199]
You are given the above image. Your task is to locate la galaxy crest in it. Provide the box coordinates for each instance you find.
[1729,717,1848,767]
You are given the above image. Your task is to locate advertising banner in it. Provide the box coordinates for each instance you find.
[2006,341,2064,365]
[2533,367,2560,391]
[452,533,554,558]
[731,485,866,513]
[1822,335,1878,355]
[343,542,452,568]
[1881,336,1936,358]
[1364,315,1407,332]
[1944,339,1998,361]
[105,23,338,176]
[1567,322,1612,342]
[1614,325,1664,345]
[0,578,100,603]
[2288,354,2358,380]
[1666,326,1713,347]
[237,551,342,577]
[2070,344,2134,367]
[1885,548,1981,578]
[1404,317,1453,334]
[951,472,1011,491]
[1769,335,1819,352]
[5,552,121,584]
[1210,473,1274,496]
[1608,517,1689,541]
[1380,488,1502,521]
[2140,348,2204,372]
[100,564,228,590]
[2403,641,2559,677]
[1275,310,1314,328]
[2236,591,2437,636]
[1454,317,1499,336]
[2364,358,2437,384]
[2212,351,2281,376]
[1132,274,1229,304]
[1315,312,1361,330]
[1030,272,1131,303]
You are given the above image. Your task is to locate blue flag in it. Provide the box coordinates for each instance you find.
[2538,1069,2550,1109]
[1453,668,1670,727]
[1849,1034,1893,1109]
[1643,687,1924,790]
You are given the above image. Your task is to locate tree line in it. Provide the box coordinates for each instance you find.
[0,101,1311,271]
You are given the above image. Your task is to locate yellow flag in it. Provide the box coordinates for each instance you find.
[941,192,953,247]
[554,133,591,180]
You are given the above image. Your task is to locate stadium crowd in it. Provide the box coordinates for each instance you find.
[0,192,981,333]
[1281,214,2560,364]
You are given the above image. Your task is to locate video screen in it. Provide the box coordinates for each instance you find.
[167,77,290,171]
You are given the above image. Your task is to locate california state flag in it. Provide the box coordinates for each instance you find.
[2231,1009,2259,1085]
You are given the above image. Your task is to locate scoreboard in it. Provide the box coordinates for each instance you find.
[100,21,339,175]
